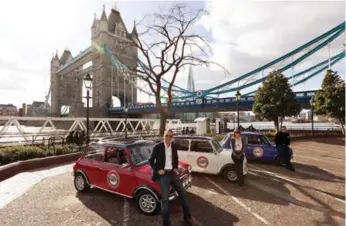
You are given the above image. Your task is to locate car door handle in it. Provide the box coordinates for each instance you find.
[98,167,104,171]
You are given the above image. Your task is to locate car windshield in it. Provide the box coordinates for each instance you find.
[211,139,223,153]
[262,135,272,145]
[220,135,229,145]
[129,143,155,166]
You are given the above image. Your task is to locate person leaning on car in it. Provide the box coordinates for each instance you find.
[230,127,246,188]
[149,129,196,226]
[275,126,295,171]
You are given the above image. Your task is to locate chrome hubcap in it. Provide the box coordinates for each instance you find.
[75,175,85,190]
[139,194,156,213]
[227,171,237,181]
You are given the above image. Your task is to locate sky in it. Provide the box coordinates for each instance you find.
[0,0,344,109]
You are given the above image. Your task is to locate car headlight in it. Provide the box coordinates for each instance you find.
[188,164,192,173]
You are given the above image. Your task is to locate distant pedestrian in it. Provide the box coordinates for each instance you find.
[275,126,295,171]
[66,131,74,144]
[231,127,246,187]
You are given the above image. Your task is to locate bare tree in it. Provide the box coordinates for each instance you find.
[120,4,217,136]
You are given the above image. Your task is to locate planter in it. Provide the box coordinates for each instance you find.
[0,152,82,182]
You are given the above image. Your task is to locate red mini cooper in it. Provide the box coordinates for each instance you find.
[73,138,192,215]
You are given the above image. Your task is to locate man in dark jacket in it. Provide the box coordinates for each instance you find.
[149,129,195,226]
[275,126,294,171]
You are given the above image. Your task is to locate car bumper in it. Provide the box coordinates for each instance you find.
[168,174,192,201]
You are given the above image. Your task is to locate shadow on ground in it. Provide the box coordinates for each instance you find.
[308,137,345,146]
[192,173,290,206]
[193,171,345,220]
[250,160,345,182]
[249,162,345,202]
[76,187,240,226]
[76,189,125,225]
[170,192,240,226]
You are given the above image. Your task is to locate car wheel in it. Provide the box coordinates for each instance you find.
[136,190,159,215]
[74,173,90,192]
[222,166,238,182]
[276,156,286,166]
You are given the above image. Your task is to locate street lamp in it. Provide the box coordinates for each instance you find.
[310,96,315,136]
[235,90,241,128]
[123,103,128,138]
[83,73,92,144]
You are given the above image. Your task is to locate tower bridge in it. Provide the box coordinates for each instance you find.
[49,3,345,119]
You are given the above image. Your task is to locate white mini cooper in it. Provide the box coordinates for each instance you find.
[173,135,248,182]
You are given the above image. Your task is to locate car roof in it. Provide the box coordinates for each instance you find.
[174,135,214,140]
[90,137,155,148]
[226,131,264,136]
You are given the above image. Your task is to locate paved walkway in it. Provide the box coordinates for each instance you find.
[0,164,73,209]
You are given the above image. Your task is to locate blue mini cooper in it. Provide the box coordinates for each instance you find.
[220,132,293,166]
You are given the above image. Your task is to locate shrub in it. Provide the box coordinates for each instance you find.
[0,144,81,166]
[264,131,276,138]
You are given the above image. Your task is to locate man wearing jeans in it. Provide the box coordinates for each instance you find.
[149,129,195,226]
[275,126,295,171]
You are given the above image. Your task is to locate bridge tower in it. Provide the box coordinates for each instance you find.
[50,49,84,117]
[91,4,138,113]
[50,53,60,115]
[50,4,138,117]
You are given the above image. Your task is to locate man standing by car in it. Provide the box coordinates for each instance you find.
[149,129,196,226]
[275,126,295,171]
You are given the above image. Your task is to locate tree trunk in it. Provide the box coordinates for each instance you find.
[159,111,167,136]
[274,118,279,132]
[280,117,284,129]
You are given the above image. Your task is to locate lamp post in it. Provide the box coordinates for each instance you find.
[235,90,241,128]
[310,96,315,136]
[123,104,128,138]
[83,74,92,144]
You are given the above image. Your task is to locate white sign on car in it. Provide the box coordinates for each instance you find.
[173,135,248,182]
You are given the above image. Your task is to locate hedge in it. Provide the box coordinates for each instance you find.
[0,144,82,166]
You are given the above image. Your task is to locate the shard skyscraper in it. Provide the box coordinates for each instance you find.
[187,67,196,99]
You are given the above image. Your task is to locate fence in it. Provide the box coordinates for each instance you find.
[0,116,184,146]
[0,116,342,146]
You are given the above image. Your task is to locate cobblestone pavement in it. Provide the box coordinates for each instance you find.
[0,138,344,226]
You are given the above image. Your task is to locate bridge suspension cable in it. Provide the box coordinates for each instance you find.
[201,21,345,94]
[104,44,194,102]
[242,51,345,96]
[177,24,345,99]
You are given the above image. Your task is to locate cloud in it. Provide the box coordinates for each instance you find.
[194,0,345,96]
[0,0,344,108]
